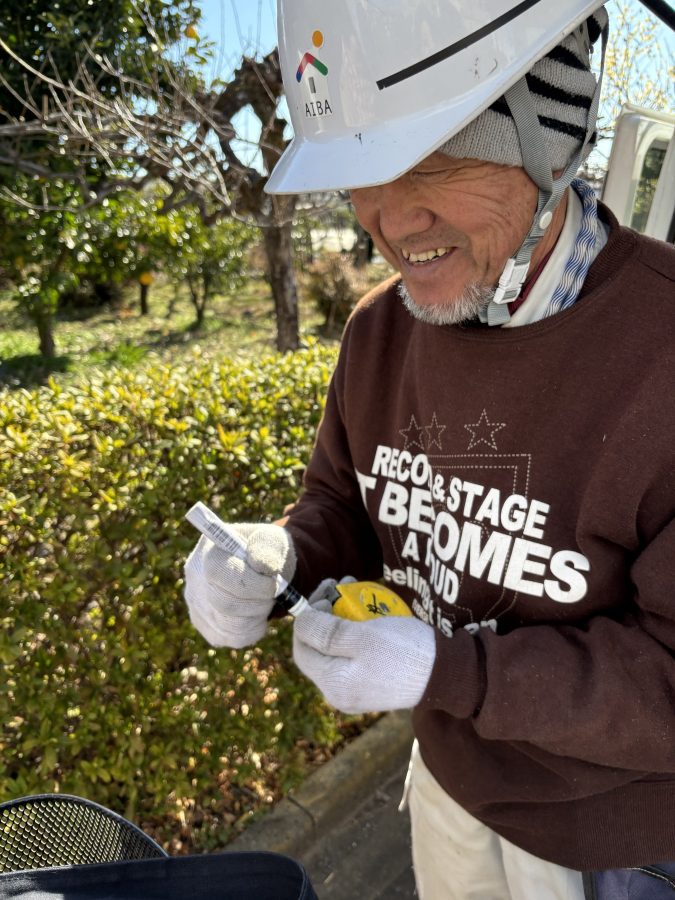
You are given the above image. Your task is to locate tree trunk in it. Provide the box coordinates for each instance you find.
[166,284,180,319]
[263,218,299,352]
[186,277,205,329]
[36,314,56,358]
[195,285,207,327]
[352,221,374,268]
[139,283,150,316]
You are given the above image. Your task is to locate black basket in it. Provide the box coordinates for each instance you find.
[0,795,317,900]
[0,794,166,872]
[0,853,319,899]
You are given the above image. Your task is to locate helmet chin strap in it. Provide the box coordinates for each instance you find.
[480,18,608,327]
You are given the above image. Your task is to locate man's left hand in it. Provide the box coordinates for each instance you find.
[292,606,436,714]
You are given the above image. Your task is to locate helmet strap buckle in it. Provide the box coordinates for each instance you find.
[492,258,530,305]
[481,20,608,328]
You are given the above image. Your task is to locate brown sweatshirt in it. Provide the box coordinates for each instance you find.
[285,209,675,871]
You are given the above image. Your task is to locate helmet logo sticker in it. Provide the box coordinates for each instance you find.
[296,30,333,120]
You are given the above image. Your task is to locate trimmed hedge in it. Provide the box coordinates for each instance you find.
[0,341,349,852]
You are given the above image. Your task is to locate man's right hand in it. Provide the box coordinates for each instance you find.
[183,523,296,648]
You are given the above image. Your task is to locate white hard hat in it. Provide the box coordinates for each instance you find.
[266,0,606,195]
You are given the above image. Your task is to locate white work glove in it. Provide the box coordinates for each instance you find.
[306,576,354,612]
[293,606,437,714]
[184,524,296,648]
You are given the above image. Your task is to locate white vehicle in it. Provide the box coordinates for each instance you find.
[602,103,675,242]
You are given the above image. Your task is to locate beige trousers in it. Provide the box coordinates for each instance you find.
[406,742,586,900]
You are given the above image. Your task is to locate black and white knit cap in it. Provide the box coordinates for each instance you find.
[438,5,609,326]
[441,7,608,172]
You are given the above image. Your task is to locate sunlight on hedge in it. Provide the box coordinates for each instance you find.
[0,340,366,853]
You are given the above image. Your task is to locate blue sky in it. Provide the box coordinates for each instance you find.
[198,0,277,82]
[194,1,279,170]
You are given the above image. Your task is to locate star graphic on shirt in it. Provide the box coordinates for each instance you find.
[424,413,446,451]
[399,414,425,451]
[464,409,506,451]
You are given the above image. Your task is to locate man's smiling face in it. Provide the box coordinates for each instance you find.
[350,152,565,324]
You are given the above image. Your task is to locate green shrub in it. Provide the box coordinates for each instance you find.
[307,253,368,335]
[0,341,354,852]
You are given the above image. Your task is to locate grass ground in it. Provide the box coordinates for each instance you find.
[0,262,393,389]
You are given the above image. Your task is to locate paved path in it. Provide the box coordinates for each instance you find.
[301,762,417,899]
[229,711,417,899]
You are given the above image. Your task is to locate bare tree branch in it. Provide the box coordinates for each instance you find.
[0,4,332,237]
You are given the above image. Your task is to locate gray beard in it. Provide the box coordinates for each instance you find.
[397,280,493,326]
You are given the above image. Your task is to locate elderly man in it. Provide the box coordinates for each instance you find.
[185,1,675,897]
